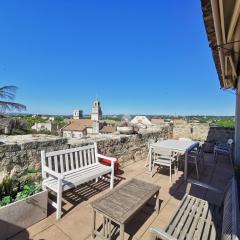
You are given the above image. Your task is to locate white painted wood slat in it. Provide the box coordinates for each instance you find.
[70,152,74,170]
[65,154,70,172]
[54,156,59,173]
[41,142,116,220]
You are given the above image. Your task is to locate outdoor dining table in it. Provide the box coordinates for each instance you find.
[148,139,199,180]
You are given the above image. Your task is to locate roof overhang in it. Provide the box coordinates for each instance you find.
[201,0,240,89]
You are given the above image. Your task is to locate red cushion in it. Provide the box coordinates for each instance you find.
[99,158,120,174]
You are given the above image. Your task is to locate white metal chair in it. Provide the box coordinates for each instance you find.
[151,147,178,184]
[186,146,201,180]
[145,139,156,167]
[214,139,234,165]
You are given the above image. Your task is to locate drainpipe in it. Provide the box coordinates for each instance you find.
[235,76,240,170]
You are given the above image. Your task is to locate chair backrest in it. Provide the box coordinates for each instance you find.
[41,143,98,175]
[221,177,239,240]
[153,147,172,157]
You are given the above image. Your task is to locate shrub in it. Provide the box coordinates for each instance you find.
[0,196,12,207]
[0,177,41,207]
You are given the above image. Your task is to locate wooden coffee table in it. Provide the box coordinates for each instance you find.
[91,178,160,240]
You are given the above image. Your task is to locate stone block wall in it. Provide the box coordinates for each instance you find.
[173,123,210,141]
[206,127,234,143]
[0,138,69,182]
[0,126,172,182]
[173,123,234,143]
[70,126,172,167]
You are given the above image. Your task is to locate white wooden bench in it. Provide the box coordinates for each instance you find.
[149,177,239,240]
[41,142,116,220]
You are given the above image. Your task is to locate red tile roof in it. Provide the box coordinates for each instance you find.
[63,119,93,132]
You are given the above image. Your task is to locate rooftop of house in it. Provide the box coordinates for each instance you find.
[10,152,234,240]
[99,125,117,134]
[63,119,93,132]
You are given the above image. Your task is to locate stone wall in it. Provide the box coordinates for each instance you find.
[0,138,69,182]
[173,123,210,141]
[206,127,234,143]
[0,126,172,182]
[173,123,234,143]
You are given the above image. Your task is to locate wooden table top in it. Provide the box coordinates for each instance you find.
[150,139,199,153]
[91,178,160,224]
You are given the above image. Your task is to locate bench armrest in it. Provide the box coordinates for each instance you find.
[43,166,64,180]
[97,154,117,162]
[188,178,222,194]
[149,227,177,240]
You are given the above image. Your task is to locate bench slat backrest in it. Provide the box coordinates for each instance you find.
[221,178,239,240]
[41,143,98,176]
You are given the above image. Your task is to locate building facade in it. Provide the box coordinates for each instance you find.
[32,122,58,132]
[62,98,103,138]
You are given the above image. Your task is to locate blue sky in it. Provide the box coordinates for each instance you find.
[0,1,235,115]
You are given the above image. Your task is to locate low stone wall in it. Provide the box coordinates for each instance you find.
[173,123,234,143]
[71,126,172,167]
[173,123,210,141]
[0,126,172,182]
[0,138,69,182]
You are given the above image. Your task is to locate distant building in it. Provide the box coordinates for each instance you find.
[130,116,152,128]
[49,117,55,121]
[62,119,93,138]
[73,110,83,120]
[100,126,116,134]
[151,118,165,125]
[91,97,102,121]
[62,98,103,138]
[173,119,187,125]
[32,122,57,132]
[91,97,102,134]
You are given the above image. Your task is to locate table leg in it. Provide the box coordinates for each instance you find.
[92,210,96,239]
[184,151,188,181]
[119,223,125,240]
[108,219,111,240]
[103,216,106,237]
[155,191,160,214]
[148,147,152,172]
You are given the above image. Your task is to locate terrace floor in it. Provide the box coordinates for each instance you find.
[9,153,234,240]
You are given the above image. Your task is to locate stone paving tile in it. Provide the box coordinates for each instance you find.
[32,225,71,240]
[9,153,234,240]
[55,203,94,240]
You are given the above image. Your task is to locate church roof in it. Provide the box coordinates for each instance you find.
[63,119,93,132]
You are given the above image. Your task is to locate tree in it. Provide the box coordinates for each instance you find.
[0,86,26,112]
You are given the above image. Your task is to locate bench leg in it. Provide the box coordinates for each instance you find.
[92,210,96,239]
[110,163,114,189]
[56,179,62,220]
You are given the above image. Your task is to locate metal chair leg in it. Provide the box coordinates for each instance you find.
[195,158,199,180]
[169,164,172,184]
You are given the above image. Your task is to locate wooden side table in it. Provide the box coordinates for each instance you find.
[91,178,160,240]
